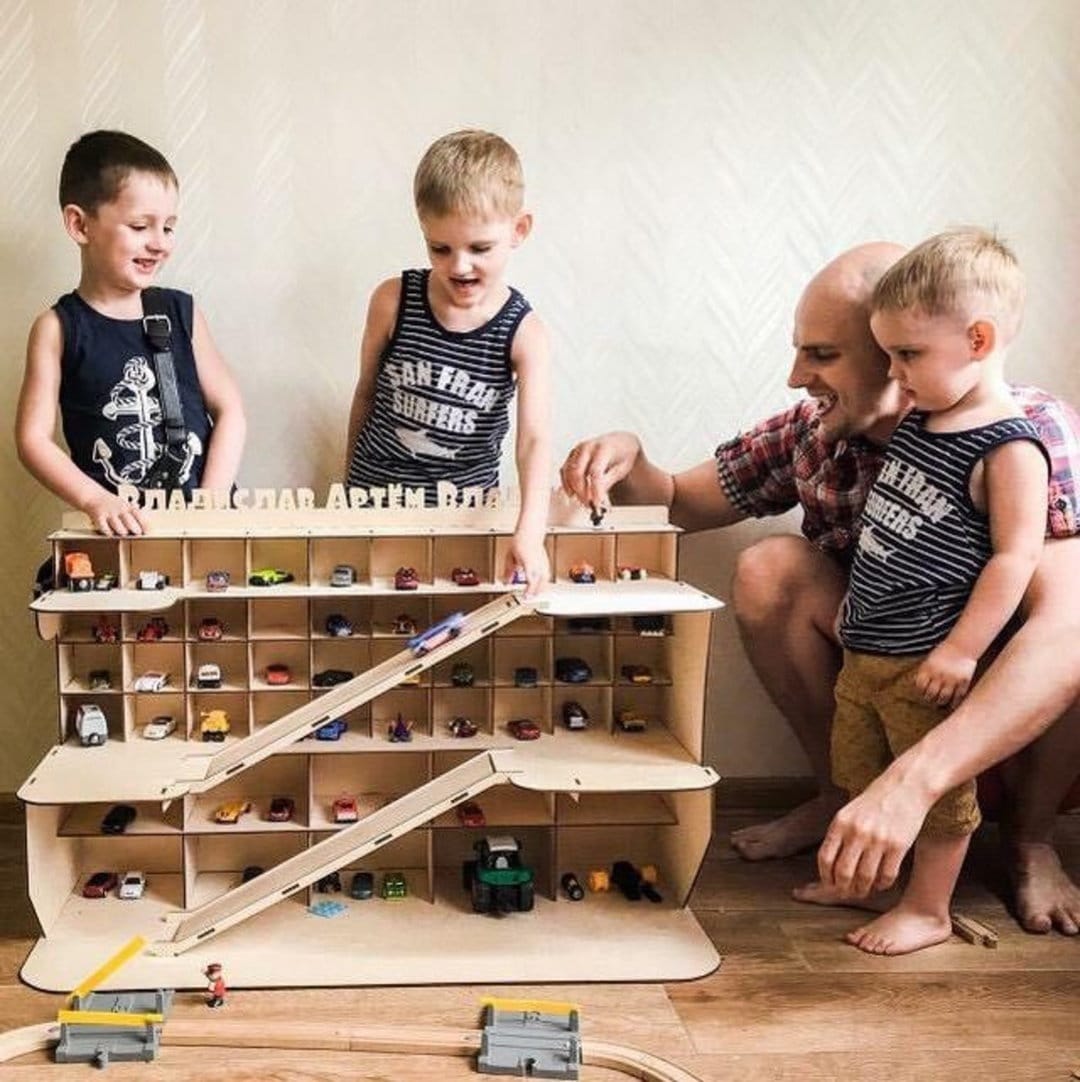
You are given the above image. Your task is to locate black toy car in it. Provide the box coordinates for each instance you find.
[514,666,539,688]
[312,668,354,688]
[555,656,592,683]
[100,803,137,835]
[241,865,264,883]
[350,871,375,899]
[315,871,342,893]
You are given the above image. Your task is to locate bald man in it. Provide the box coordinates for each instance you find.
[561,243,1080,934]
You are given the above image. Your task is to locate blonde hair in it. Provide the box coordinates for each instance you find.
[414,130,524,219]
[871,227,1025,341]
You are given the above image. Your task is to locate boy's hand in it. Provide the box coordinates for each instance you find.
[914,642,976,708]
[504,532,550,599]
[81,491,149,537]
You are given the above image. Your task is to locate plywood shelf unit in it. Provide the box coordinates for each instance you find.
[19,505,723,991]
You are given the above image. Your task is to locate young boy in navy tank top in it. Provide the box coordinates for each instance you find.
[795,229,1050,955]
[346,130,551,595]
[15,130,245,536]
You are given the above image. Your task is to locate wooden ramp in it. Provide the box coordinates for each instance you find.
[150,751,511,955]
[169,594,529,798]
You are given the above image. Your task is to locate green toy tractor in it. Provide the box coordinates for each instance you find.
[464,835,535,914]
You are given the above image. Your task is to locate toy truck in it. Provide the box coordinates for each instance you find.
[464,835,535,914]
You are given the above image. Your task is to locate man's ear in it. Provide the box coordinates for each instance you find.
[62,204,91,245]
[512,211,533,247]
[967,319,996,359]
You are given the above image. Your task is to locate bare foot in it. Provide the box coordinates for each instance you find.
[1008,841,1080,935]
[846,905,953,955]
[731,793,844,861]
[793,879,892,910]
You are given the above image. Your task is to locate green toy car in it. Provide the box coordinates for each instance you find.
[381,871,408,900]
[248,568,295,586]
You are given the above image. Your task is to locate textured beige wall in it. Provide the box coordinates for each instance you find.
[2,0,1079,790]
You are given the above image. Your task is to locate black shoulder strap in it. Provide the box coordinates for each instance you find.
[141,288,187,452]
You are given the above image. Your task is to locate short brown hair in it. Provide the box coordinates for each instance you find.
[871,227,1025,341]
[414,130,524,219]
[59,130,177,213]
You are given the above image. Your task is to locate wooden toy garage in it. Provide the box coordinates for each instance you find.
[20,500,722,991]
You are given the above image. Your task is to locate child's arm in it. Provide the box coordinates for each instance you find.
[504,312,552,597]
[915,439,1048,707]
[191,306,246,493]
[345,279,400,477]
[15,311,149,536]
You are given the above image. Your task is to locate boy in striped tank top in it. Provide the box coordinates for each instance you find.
[345,130,551,595]
[797,229,1050,954]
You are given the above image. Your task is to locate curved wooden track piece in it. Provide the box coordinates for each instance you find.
[0,1019,703,1081]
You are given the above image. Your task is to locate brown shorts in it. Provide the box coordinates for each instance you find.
[832,651,981,838]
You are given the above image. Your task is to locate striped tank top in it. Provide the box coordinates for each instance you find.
[840,410,1047,654]
[347,269,530,505]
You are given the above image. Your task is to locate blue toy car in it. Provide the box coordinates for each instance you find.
[314,718,348,741]
[407,612,465,656]
[555,656,592,683]
[325,613,354,637]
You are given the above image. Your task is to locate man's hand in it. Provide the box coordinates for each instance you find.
[817,770,933,895]
[559,432,642,510]
[915,642,976,707]
[504,530,550,599]
[80,490,149,537]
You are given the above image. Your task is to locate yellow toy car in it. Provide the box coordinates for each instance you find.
[200,709,230,742]
[213,799,252,824]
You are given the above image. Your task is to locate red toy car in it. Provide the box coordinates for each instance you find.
[569,563,596,584]
[92,617,119,644]
[457,801,486,827]
[265,663,291,685]
[198,617,225,641]
[393,613,418,635]
[508,718,541,741]
[448,715,478,738]
[268,796,295,822]
[205,569,231,592]
[394,566,420,590]
[332,794,359,823]
[451,566,480,587]
[82,870,118,898]
[136,616,169,642]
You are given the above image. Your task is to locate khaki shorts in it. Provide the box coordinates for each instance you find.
[832,651,981,838]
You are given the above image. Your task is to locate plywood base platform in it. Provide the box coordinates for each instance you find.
[20,870,720,992]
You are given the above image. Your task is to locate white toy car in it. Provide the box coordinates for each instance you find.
[142,715,177,740]
[117,871,146,900]
[133,671,170,693]
[135,570,169,590]
[74,704,108,746]
[196,662,222,689]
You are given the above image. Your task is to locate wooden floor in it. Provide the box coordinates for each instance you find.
[1,790,1078,1080]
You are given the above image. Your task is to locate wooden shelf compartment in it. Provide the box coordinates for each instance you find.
[552,533,616,584]
[369,535,431,588]
[312,636,372,682]
[249,597,309,640]
[613,531,678,580]
[548,685,612,735]
[188,756,309,833]
[494,533,555,585]
[252,689,313,731]
[250,639,311,691]
[188,838,308,909]
[310,595,373,639]
[59,799,184,837]
[432,534,494,587]
[186,596,248,640]
[58,642,123,694]
[433,824,555,902]
[429,639,491,687]
[312,830,432,903]
[130,691,188,741]
[552,632,614,685]
[247,537,309,586]
[493,635,553,686]
[120,537,183,589]
[186,689,250,743]
[185,538,246,591]
[60,694,125,746]
[310,537,371,588]
[122,608,182,643]
[185,641,248,691]
[54,536,125,590]
[125,640,186,693]
[493,686,552,735]
[432,687,491,736]
[371,686,430,738]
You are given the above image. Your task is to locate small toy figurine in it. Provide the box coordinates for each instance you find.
[589,503,607,527]
[393,613,418,635]
[204,962,226,1008]
[205,569,230,592]
[388,713,413,742]
[448,715,478,738]
[451,662,475,687]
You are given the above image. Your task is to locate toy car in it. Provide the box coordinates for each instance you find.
[133,670,170,692]
[100,803,136,834]
[457,800,486,827]
[555,656,592,683]
[135,570,169,590]
[213,799,252,824]
[248,568,294,586]
[332,794,359,823]
[464,836,534,913]
[241,865,264,883]
[312,668,353,687]
[314,717,348,740]
[451,662,475,687]
[74,704,108,746]
[196,662,222,689]
[94,571,117,591]
[330,563,356,587]
[392,613,418,635]
[268,795,295,822]
[407,612,465,655]
[142,714,177,740]
[513,666,538,688]
[617,564,648,581]
[350,870,375,899]
[205,569,231,592]
[117,871,146,900]
[611,860,662,903]
[315,871,342,893]
[448,715,478,738]
[562,701,589,730]
[92,617,119,644]
[265,663,291,685]
[621,663,653,685]
[136,616,169,641]
[64,551,94,591]
[381,871,408,899]
[616,708,648,732]
[394,566,420,590]
[325,613,354,637]
[561,871,585,901]
[451,566,480,587]
[632,614,666,636]
[82,871,118,898]
[200,709,230,741]
[567,616,610,634]
[568,562,596,584]
[508,718,541,741]
[198,616,225,641]
[388,714,413,742]
[88,669,112,690]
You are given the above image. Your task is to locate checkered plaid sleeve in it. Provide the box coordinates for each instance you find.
[1012,385,1080,538]
[714,402,816,518]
